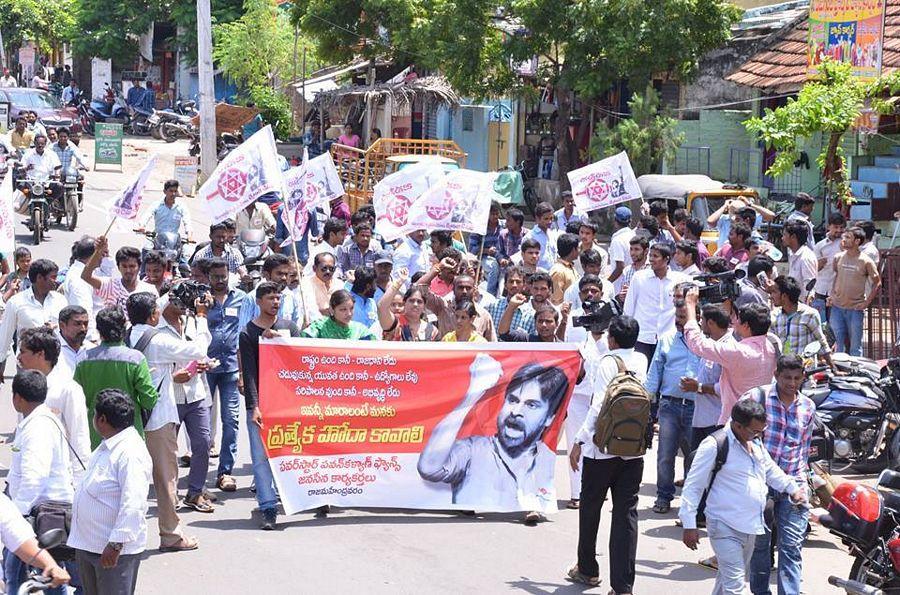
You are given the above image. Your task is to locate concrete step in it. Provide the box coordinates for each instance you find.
[874,155,900,167]
[850,180,894,199]
[857,166,900,184]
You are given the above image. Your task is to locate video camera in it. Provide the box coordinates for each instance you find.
[572,299,622,333]
[169,280,210,313]
[693,269,745,305]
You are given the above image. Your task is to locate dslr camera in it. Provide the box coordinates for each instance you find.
[693,269,745,305]
[169,280,210,313]
[572,299,622,333]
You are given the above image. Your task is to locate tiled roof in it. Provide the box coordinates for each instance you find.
[726,2,900,92]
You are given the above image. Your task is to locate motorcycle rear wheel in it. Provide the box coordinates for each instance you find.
[850,547,900,593]
[150,124,162,140]
[160,122,179,143]
[65,192,78,231]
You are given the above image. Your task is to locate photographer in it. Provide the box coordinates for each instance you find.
[736,255,776,310]
[126,292,210,553]
[683,287,778,425]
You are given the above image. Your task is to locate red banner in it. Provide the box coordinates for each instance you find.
[259,339,581,514]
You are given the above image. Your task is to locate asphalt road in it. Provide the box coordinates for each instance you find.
[0,137,859,593]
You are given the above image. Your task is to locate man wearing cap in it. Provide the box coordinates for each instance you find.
[554,191,586,231]
[372,250,394,303]
[607,207,636,284]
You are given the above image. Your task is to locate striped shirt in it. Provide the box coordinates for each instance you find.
[744,383,816,480]
[487,297,536,335]
[193,244,245,273]
[772,303,831,357]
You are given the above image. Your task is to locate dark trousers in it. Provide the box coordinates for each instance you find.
[634,341,657,363]
[690,424,723,452]
[76,550,141,595]
[577,456,644,593]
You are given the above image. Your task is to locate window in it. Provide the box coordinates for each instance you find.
[462,107,474,132]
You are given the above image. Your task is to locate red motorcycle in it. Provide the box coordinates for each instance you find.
[821,470,900,594]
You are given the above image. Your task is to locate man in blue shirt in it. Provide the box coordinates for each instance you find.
[347,266,377,328]
[204,258,252,494]
[467,201,502,295]
[137,180,193,243]
[524,202,558,271]
[645,298,701,514]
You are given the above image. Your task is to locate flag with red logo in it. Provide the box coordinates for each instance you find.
[405,169,500,237]
[567,151,642,213]
[280,150,344,243]
[108,154,158,220]
[372,161,445,242]
[198,125,284,223]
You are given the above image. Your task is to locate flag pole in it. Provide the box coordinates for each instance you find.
[474,234,486,286]
[289,231,308,330]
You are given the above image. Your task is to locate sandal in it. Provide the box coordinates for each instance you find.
[566,565,601,587]
[184,494,214,513]
[216,474,237,492]
[698,555,718,570]
[567,499,580,510]
[160,536,199,553]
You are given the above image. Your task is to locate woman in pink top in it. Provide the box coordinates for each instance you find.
[683,288,778,424]
[337,124,360,148]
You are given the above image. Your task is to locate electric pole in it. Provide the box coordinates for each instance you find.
[196,0,217,180]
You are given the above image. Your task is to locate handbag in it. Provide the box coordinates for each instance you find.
[27,418,88,563]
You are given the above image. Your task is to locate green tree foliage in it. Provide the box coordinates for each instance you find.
[745,59,900,207]
[0,0,78,56]
[72,0,162,60]
[591,85,684,177]
[247,85,291,139]
[292,0,740,180]
[170,0,245,65]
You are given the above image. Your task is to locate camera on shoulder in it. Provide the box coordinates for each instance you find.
[572,299,622,333]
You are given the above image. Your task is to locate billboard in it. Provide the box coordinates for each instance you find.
[808,0,887,81]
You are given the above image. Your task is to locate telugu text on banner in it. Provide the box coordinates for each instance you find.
[808,0,886,81]
[404,169,500,238]
[258,339,580,515]
[566,151,642,213]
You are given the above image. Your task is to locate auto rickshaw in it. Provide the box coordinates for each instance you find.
[637,174,761,254]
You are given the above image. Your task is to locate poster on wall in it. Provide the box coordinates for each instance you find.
[91,58,112,99]
[18,44,35,85]
[808,0,886,81]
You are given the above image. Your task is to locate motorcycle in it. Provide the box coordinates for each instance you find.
[17,176,50,245]
[81,85,130,136]
[237,228,273,292]
[6,528,68,595]
[159,117,196,143]
[820,467,900,594]
[126,105,154,136]
[190,132,241,163]
[136,230,193,278]
[59,167,82,228]
[803,343,900,473]
[150,99,198,140]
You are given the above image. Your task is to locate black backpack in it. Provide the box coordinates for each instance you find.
[697,428,729,512]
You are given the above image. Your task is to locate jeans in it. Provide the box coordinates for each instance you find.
[810,296,829,325]
[577,456,643,593]
[750,490,809,595]
[247,409,278,512]
[208,371,241,476]
[4,548,80,595]
[656,397,695,505]
[830,306,864,357]
[708,518,757,595]
[177,400,211,496]
[480,256,500,296]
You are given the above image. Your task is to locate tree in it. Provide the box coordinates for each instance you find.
[590,85,684,177]
[72,0,162,61]
[213,0,295,89]
[0,0,77,58]
[292,0,740,183]
[745,59,900,209]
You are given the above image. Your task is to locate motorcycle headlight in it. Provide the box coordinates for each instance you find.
[66,173,78,183]
[32,183,44,195]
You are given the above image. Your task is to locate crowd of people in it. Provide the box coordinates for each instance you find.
[0,182,886,594]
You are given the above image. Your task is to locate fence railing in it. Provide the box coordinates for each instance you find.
[728,147,762,185]
[865,249,900,360]
[671,145,711,176]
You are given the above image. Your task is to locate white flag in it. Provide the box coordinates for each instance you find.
[198,125,285,223]
[405,169,500,236]
[304,152,344,210]
[109,154,158,220]
[567,151,642,213]
[281,150,345,243]
[372,162,445,242]
[0,172,15,254]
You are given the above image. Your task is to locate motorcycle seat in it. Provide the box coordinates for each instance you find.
[880,488,900,514]
[878,469,900,491]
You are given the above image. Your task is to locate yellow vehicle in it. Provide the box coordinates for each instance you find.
[636,174,760,254]
[330,138,466,211]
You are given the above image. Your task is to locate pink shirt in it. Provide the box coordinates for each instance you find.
[683,320,777,424]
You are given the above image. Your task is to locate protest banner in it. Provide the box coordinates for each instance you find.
[0,171,15,254]
[372,161,445,242]
[198,125,284,224]
[259,339,580,515]
[808,0,886,81]
[93,122,123,170]
[281,151,344,242]
[106,155,158,232]
[566,151,642,213]
[405,169,500,237]
[173,156,199,196]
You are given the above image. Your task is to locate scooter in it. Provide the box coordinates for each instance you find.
[237,228,273,292]
[82,85,129,136]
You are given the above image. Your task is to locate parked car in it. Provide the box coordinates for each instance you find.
[0,88,82,133]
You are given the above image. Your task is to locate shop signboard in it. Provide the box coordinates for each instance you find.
[808,0,886,81]
[94,122,123,169]
[174,156,199,195]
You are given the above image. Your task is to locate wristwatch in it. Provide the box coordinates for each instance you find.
[107,542,123,552]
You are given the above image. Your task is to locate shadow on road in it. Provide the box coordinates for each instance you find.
[636,558,712,582]
[506,577,602,593]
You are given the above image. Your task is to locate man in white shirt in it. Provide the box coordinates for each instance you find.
[812,212,846,323]
[81,237,158,313]
[304,217,347,277]
[4,370,75,594]
[17,328,90,481]
[674,240,702,278]
[608,207,636,286]
[0,67,17,87]
[786,194,816,250]
[23,134,61,181]
[0,259,67,370]
[563,252,615,311]
[554,191,586,231]
[783,220,818,302]
[55,305,90,378]
[679,399,806,595]
[567,315,648,592]
[68,388,153,595]
[392,230,432,284]
[62,238,98,338]
[125,292,208,553]
[623,243,689,361]
[234,200,276,238]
